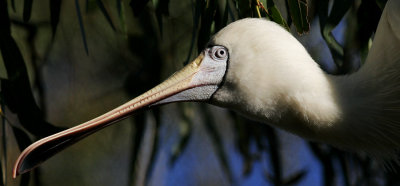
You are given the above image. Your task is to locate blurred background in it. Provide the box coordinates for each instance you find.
[1,0,398,185]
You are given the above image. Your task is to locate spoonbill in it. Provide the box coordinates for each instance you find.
[13,0,400,178]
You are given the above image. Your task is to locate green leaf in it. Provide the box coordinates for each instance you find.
[0,53,7,80]
[11,0,16,12]
[117,0,127,37]
[75,0,89,54]
[155,0,170,37]
[231,112,254,175]
[282,170,307,185]
[96,0,116,31]
[264,126,283,185]
[50,0,62,39]
[169,103,193,166]
[23,0,33,22]
[20,173,30,186]
[12,127,32,151]
[200,104,234,184]
[375,0,388,10]
[286,0,309,34]
[0,103,6,186]
[197,0,218,52]
[357,0,383,63]
[214,0,229,32]
[183,0,204,65]
[128,114,146,186]
[144,109,161,186]
[130,0,151,16]
[0,0,65,138]
[235,0,252,18]
[265,0,289,30]
[317,0,351,71]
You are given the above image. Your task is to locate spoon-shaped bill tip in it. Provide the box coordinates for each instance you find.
[13,54,214,177]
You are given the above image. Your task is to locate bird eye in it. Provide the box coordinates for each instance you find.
[210,46,228,60]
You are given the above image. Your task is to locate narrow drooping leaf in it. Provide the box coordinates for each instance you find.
[200,104,234,184]
[197,0,218,52]
[0,57,6,79]
[85,0,89,13]
[308,143,335,186]
[75,0,89,54]
[0,103,6,186]
[20,172,30,186]
[375,0,388,10]
[286,0,309,33]
[184,0,204,65]
[12,127,32,151]
[96,0,116,31]
[214,0,230,32]
[169,103,193,166]
[264,126,283,185]
[50,0,62,39]
[116,0,128,37]
[265,0,289,30]
[0,0,64,137]
[0,158,3,186]
[282,170,307,185]
[128,114,146,186]
[336,152,350,186]
[235,0,252,18]
[12,126,32,186]
[231,112,254,175]
[317,0,352,73]
[144,109,161,186]
[222,0,230,26]
[130,0,151,16]
[23,0,33,22]
[11,0,16,12]
[155,0,170,37]
[357,0,383,63]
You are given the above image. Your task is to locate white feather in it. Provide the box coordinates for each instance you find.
[211,0,400,158]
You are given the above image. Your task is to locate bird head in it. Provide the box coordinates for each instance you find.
[13,18,319,177]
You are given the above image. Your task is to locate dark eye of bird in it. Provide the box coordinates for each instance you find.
[214,48,227,59]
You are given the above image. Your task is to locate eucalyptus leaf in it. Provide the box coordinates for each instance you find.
[265,0,289,30]
[236,0,252,18]
[128,115,146,186]
[75,0,89,54]
[23,0,33,22]
[197,0,218,52]
[155,0,170,36]
[11,0,16,12]
[375,0,388,10]
[357,0,383,63]
[50,0,62,39]
[318,0,352,72]
[200,104,234,184]
[12,127,32,151]
[144,109,161,186]
[96,0,116,31]
[117,0,127,36]
[184,0,203,65]
[282,170,307,185]
[130,0,150,16]
[231,112,254,175]
[0,1,64,137]
[169,103,193,166]
[287,0,309,33]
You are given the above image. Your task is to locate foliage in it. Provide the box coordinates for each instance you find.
[0,0,396,185]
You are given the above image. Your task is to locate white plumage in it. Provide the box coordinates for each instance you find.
[212,0,400,157]
[13,0,400,177]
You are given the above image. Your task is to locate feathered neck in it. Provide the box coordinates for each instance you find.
[212,1,400,158]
